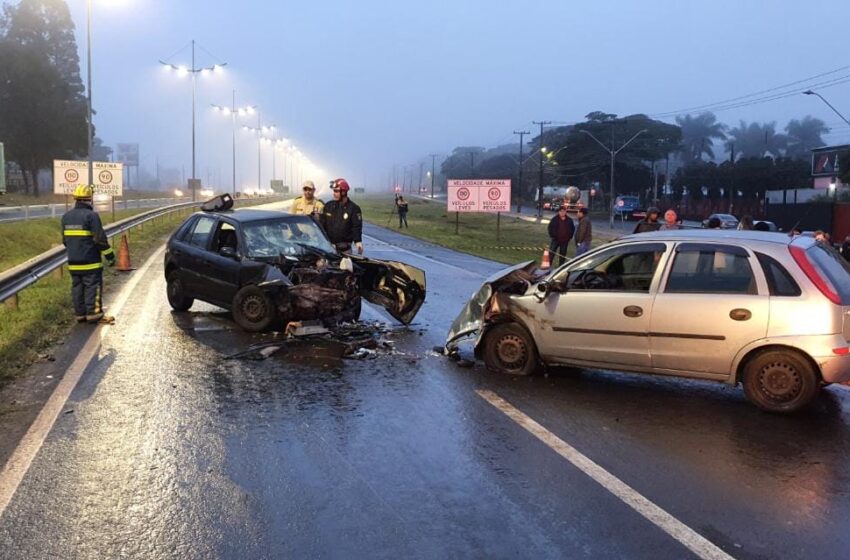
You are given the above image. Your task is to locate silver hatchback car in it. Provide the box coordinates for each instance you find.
[446,230,850,413]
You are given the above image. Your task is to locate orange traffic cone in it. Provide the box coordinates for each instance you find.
[540,248,551,270]
[115,234,134,272]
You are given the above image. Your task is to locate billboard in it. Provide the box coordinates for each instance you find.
[447,179,511,213]
[116,143,140,167]
[811,145,847,177]
[53,160,124,196]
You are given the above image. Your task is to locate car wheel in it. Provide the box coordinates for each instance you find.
[232,285,276,332]
[742,349,820,413]
[483,322,538,376]
[166,272,193,311]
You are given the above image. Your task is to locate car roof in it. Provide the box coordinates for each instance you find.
[621,228,806,246]
[194,209,295,223]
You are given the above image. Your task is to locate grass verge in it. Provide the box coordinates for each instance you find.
[358,196,616,265]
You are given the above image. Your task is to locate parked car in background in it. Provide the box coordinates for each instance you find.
[753,220,778,232]
[613,195,643,221]
[702,213,739,229]
[446,229,850,413]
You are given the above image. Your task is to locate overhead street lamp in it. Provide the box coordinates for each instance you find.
[803,90,850,128]
[580,127,649,227]
[160,40,226,200]
[212,93,255,195]
[243,115,275,193]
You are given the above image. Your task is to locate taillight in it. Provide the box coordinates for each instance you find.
[789,245,841,305]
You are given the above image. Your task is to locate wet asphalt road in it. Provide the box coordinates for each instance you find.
[2,222,850,559]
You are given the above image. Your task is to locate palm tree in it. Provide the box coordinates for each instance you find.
[675,112,726,161]
[725,121,787,159]
[785,116,829,159]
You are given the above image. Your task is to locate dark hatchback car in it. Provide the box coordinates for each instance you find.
[164,203,426,331]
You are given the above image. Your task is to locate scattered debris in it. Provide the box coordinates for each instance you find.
[455,359,475,368]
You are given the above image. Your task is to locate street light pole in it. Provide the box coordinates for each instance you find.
[514,130,529,212]
[85,0,93,186]
[212,95,254,196]
[429,154,437,198]
[803,90,850,127]
[581,126,648,227]
[533,121,552,218]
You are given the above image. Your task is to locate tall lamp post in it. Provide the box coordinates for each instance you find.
[212,94,255,195]
[803,90,850,127]
[160,40,226,200]
[86,0,93,187]
[581,127,648,227]
[243,116,274,192]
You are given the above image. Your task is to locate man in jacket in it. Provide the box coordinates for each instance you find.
[633,207,661,233]
[574,207,592,256]
[290,180,324,219]
[61,184,115,323]
[396,196,409,228]
[320,178,364,254]
[547,206,575,266]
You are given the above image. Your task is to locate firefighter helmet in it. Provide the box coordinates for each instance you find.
[330,178,350,194]
[73,184,94,199]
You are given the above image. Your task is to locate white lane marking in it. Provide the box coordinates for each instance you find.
[362,233,486,277]
[0,245,167,520]
[476,389,735,560]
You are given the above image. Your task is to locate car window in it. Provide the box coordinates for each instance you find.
[187,216,216,249]
[666,244,756,294]
[755,252,801,297]
[212,221,239,253]
[807,243,850,304]
[556,243,667,292]
[174,216,197,242]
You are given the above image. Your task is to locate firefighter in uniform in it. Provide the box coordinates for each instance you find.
[320,178,364,254]
[290,180,324,219]
[61,184,115,323]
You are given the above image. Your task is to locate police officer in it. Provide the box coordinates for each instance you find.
[62,184,115,323]
[290,180,324,219]
[320,178,363,254]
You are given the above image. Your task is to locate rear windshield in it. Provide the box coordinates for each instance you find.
[808,243,850,304]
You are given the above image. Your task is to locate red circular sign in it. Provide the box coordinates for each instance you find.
[64,169,79,183]
[457,187,470,200]
[99,170,113,184]
[488,187,501,200]
[617,199,624,207]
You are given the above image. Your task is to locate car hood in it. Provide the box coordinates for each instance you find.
[445,260,539,350]
[353,256,426,324]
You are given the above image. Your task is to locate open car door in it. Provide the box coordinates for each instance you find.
[353,256,426,324]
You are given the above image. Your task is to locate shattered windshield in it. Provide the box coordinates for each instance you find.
[243,217,335,258]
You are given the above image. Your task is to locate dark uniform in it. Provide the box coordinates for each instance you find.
[320,198,363,252]
[62,200,115,321]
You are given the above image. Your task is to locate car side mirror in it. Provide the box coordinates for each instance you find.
[220,246,239,259]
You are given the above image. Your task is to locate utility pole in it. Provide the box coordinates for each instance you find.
[729,142,735,214]
[468,152,476,178]
[418,162,424,195]
[513,130,529,212]
[429,154,437,198]
[533,121,552,218]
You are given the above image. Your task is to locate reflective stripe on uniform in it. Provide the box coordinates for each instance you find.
[101,248,114,257]
[63,229,93,237]
[68,262,103,271]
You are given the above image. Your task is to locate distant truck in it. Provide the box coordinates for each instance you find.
[613,195,644,221]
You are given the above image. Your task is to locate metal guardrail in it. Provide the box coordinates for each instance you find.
[0,197,193,222]
[0,195,287,304]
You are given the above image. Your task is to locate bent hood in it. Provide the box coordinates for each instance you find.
[354,256,426,324]
[445,260,539,350]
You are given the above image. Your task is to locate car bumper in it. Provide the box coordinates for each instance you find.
[815,353,850,383]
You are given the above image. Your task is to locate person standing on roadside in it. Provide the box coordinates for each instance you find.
[291,180,324,220]
[659,209,681,230]
[62,184,115,323]
[547,206,575,266]
[396,196,409,228]
[320,178,364,254]
[574,207,592,256]
[633,207,661,233]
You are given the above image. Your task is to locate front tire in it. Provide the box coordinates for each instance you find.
[483,322,538,376]
[232,285,276,332]
[742,349,820,413]
[166,272,193,311]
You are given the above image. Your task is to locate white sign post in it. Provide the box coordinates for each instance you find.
[447,179,511,237]
[53,160,124,196]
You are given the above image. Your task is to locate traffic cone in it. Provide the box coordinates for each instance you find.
[115,234,134,272]
[540,248,551,271]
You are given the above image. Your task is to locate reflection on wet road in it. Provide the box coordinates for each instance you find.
[1,222,849,559]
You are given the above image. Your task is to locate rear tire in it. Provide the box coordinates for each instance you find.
[742,349,820,413]
[232,285,276,332]
[483,322,538,376]
[166,272,193,311]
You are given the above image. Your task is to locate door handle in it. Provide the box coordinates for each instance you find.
[623,305,643,318]
[729,308,751,321]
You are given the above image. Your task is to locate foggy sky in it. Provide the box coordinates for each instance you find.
[69,0,850,193]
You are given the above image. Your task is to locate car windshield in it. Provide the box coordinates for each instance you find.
[242,217,335,258]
